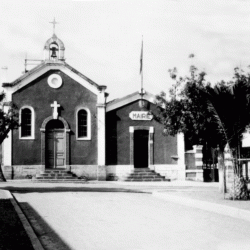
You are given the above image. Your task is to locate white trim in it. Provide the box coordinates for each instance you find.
[2,105,12,166]
[177,133,185,180]
[129,126,154,133]
[149,127,154,133]
[106,91,156,112]
[97,105,106,165]
[4,88,12,102]
[11,65,100,95]
[19,106,35,140]
[2,91,12,166]
[129,126,134,133]
[47,74,63,89]
[2,133,12,166]
[76,107,91,140]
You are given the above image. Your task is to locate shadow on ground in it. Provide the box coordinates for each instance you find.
[1,186,150,194]
[17,200,71,250]
[0,199,34,250]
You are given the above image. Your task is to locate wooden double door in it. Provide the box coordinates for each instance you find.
[46,129,66,168]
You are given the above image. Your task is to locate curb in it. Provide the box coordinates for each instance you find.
[2,190,44,250]
[152,191,250,222]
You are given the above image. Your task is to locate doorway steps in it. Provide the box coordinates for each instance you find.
[33,169,86,183]
[125,168,170,182]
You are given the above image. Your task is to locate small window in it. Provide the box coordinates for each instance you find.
[77,108,91,140]
[20,107,34,139]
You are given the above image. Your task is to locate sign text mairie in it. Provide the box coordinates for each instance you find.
[129,111,153,121]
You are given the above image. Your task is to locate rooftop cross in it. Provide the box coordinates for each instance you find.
[50,17,58,34]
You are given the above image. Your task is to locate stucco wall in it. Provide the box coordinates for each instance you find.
[106,100,177,165]
[12,69,97,166]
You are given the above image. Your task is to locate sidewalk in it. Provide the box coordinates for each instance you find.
[0,190,42,250]
[111,181,250,220]
[156,187,250,210]
[152,188,250,222]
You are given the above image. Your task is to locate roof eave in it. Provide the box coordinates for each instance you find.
[106,90,156,112]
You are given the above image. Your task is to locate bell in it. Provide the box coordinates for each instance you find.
[51,47,57,58]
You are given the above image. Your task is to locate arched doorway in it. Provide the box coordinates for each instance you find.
[45,119,66,168]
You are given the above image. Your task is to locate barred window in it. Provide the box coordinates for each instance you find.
[21,108,32,137]
[78,109,88,138]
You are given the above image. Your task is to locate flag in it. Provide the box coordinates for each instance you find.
[140,38,143,74]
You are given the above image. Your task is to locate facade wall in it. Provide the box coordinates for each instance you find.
[106,100,177,165]
[12,69,97,166]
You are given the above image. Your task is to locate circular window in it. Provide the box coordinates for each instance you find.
[47,74,62,89]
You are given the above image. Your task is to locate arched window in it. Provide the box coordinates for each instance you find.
[20,107,35,139]
[77,108,91,140]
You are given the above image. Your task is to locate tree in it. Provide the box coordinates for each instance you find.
[204,69,250,198]
[156,66,250,197]
[0,92,19,182]
[156,65,218,147]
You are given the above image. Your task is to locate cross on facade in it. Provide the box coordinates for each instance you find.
[50,17,58,34]
[51,101,60,119]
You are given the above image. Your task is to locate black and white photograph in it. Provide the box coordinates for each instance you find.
[0,0,250,249]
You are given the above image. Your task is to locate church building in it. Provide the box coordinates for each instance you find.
[1,25,186,181]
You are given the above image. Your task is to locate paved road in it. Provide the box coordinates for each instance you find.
[13,191,250,250]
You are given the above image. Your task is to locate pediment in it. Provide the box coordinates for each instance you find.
[3,61,105,95]
[106,91,156,112]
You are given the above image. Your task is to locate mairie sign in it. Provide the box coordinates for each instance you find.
[129,111,153,121]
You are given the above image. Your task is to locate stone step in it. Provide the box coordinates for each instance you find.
[130,172,162,176]
[127,175,162,179]
[126,178,171,182]
[131,172,156,175]
[34,169,80,182]
[125,178,166,182]
[130,173,161,177]
[37,173,73,177]
[36,176,77,179]
[124,168,170,182]
[56,176,78,179]
[132,172,156,174]
[127,177,165,181]
[32,179,87,183]
[43,170,68,174]
[133,168,154,172]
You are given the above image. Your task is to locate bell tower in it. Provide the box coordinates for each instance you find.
[44,18,65,61]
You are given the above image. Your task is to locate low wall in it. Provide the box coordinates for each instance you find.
[1,165,107,180]
[152,164,181,180]
[2,165,44,180]
[185,169,204,181]
[70,165,106,181]
[1,164,209,182]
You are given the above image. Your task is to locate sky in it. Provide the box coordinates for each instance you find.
[1,0,250,100]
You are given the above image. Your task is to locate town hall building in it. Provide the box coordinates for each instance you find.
[1,27,186,181]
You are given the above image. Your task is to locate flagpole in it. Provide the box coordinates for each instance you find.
[140,36,144,95]
[139,36,145,108]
